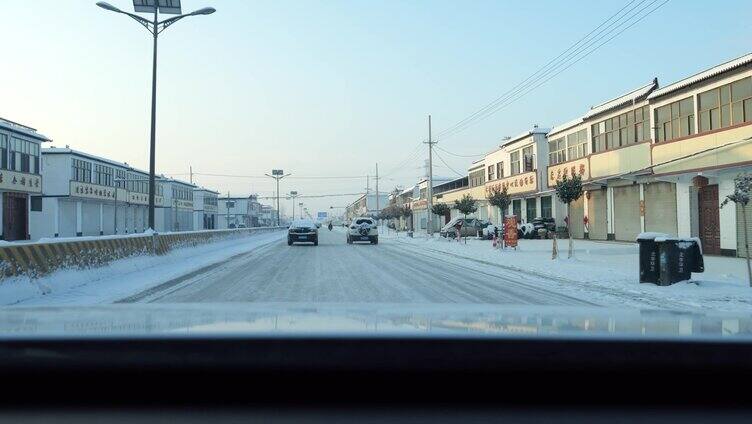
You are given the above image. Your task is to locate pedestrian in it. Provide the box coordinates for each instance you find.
[493,225,499,249]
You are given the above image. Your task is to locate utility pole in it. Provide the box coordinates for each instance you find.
[226,190,230,229]
[375,163,379,215]
[290,191,298,220]
[265,170,290,227]
[425,115,436,235]
[366,175,370,216]
[189,166,193,184]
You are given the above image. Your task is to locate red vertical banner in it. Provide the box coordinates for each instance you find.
[504,216,518,248]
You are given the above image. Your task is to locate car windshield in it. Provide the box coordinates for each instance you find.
[0,0,751,347]
[292,220,315,228]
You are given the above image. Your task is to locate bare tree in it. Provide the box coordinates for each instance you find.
[721,173,752,287]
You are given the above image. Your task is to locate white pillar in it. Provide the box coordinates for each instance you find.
[606,186,615,239]
[53,198,60,237]
[719,176,737,253]
[583,191,590,236]
[99,203,104,235]
[639,183,645,233]
[76,201,83,237]
[676,181,691,238]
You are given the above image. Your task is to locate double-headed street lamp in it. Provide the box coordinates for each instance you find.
[265,170,290,226]
[289,191,299,220]
[96,1,215,230]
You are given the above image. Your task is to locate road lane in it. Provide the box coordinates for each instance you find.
[133,229,594,305]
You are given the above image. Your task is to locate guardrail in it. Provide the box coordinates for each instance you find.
[0,227,283,279]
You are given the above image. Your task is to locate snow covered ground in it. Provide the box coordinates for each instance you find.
[0,230,286,306]
[382,229,752,312]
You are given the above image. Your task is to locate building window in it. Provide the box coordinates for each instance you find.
[699,77,752,133]
[510,151,520,175]
[469,169,484,187]
[116,169,126,188]
[656,97,694,142]
[566,129,588,160]
[496,162,504,179]
[94,164,114,186]
[31,196,43,212]
[72,158,92,183]
[540,196,552,218]
[9,138,40,174]
[522,146,534,172]
[0,134,7,170]
[526,198,537,220]
[548,137,566,165]
[487,165,495,181]
[591,106,650,153]
[512,199,522,222]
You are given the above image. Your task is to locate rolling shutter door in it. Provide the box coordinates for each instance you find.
[568,196,584,238]
[644,182,677,236]
[736,203,752,257]
[613,185,641,241]
[587,189,608,240]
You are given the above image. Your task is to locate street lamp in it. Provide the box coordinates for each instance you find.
[289,191,299,220]
[264,169,290,226]
[96,1,215,231]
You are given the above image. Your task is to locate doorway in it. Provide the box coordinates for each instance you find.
[3,192,28,241]
[698,184,720,255]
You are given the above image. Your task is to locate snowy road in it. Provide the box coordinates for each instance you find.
[122,229,594,305]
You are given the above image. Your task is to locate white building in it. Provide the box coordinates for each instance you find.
[344,193,391,221]
[0,118,49,241]
[30,147,159,239]
[157,178,196,232]
[218,195,261,228]
[193,188,218,230]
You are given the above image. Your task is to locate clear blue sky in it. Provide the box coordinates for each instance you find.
[0,0,750,215]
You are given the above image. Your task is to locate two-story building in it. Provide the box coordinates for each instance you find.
[345,193,390,221]
[30,147,160,239]
[546,79,659,241]
[157,178,196,232]
[218,195,260,228]
[0,118,50,241]
[193,188,218,230]
[483,127,550,225]
[645,53,752,256]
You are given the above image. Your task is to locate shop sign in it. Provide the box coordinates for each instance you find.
[548,158,589,187]
[486,171,538,196]
[70,181,125,201]
[0,171,42,194]
[128,193,164,206]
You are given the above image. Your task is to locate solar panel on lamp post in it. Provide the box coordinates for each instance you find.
[95,1,215,231]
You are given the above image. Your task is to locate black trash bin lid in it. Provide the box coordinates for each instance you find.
[636,232,669,242]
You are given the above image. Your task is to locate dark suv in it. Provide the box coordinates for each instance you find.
[288,219,319,246]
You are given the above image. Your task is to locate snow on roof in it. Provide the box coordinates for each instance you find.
[0,117,52,142]
[43,147,151,174]
[648,52,752,100]
[500,127,551,147]
[548,116,585,137]
[193,187,219,195]
[583,79,658,120]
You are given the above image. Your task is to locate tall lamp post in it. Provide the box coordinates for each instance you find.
[289,191,299,220]
[96,1,215,231]
[265,170,290,226]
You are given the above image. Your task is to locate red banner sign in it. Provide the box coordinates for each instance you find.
[504,216,518,248]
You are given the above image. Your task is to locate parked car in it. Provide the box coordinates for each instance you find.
[440,218,492,238]
[288,219,319,246]
[347,217,378,244]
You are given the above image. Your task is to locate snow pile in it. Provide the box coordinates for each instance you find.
[393,236,752,312]
[0,230,286,306]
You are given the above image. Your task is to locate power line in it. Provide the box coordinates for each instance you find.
[167,172,368,180]
[434,0,667,142]
[435,145,484,158]
[433,0,648,141]
[432,149,465,178]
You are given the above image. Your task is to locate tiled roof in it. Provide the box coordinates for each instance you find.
[583,79,658,119]
[648,52,752,100]
[548,116,584,137]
